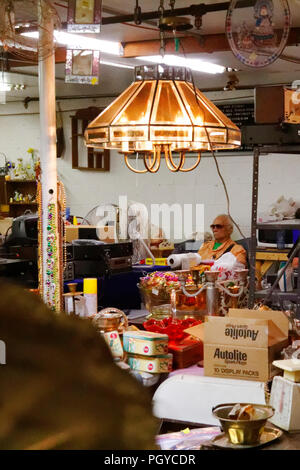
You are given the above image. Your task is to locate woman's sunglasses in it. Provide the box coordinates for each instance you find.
[210,224,225,229]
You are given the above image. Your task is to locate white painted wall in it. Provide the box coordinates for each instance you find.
[1,96,300,242]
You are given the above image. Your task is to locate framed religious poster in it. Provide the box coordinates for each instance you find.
[67,0,102,33]
[65,49,100,85]
[226,0,291,68]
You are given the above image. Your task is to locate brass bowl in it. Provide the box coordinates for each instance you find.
[93,313,122,331]
[90,308,128,333]
[67,283,78,293]
[212,403,275,445]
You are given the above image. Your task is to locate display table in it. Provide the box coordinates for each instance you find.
[124,314,300,450]
[155,365,300,450]
[63,264,169,310]
[156,421,300,450]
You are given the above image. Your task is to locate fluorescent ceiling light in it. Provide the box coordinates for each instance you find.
[100,60,134,69]
[22,31,123,56]
[137,55,225,74]
[0,83,12,92]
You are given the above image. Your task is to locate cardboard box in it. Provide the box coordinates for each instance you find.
[123,330,169,356]
[255,85,300,125]
[145,258,168,266]
[284,88,300,124]
[0,217,13,235]
[185,309,289,383]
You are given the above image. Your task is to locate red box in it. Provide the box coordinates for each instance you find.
[168,338,203,370]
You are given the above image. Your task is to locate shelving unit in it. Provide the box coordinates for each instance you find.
[4,179,37,218]
[71,107,110,172]
[247,143,300,316]
[0,175,7,216]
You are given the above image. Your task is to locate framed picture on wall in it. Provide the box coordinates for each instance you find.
[71,107,110,172]
[67,0,102,33]
[65,49,100,85]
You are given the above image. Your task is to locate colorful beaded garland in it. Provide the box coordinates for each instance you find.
[37,181,43,296]
[37,179,66,313]
[45,202,60,311]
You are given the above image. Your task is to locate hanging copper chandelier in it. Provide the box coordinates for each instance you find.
[84,64,241,173]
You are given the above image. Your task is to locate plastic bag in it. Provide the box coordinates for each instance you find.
[269,195,296,219]
[213,252,244,280]
[258,195,299,222]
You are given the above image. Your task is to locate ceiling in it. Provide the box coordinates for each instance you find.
[2,0,300,103]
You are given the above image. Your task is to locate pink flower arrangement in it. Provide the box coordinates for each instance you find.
[140,271,181,291]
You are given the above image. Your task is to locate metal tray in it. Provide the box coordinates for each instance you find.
[210,426,283,450]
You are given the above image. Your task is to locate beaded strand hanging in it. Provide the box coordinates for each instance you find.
[37,178,66,312]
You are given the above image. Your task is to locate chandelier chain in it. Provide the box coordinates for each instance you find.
[134,0,142,25]
[158,0,165,57]
[158,0,165,15]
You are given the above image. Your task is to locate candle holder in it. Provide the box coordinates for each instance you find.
[175,269,249,316]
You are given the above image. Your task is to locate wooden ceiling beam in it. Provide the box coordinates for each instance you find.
[123,34,230,57]
[123,28,300,58]
[6,28,300,67]
[7,47,66,68]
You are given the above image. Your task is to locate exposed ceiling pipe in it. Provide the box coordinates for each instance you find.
[102,6,157,28]
[100,1,255,25]
[22,77,298,108]
[17,1,256,33]
[23,93,119,108]
[9,69,65,81]
[52,0,158,27]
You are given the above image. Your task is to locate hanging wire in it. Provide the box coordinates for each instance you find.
[280,54,300,65]
[179,39,246,240]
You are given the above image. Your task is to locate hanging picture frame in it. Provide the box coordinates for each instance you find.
[65,49,100,85]
[67,0,102,33]
[226,0,291,68]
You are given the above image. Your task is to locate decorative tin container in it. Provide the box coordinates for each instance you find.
[127,353,173,373]
[123,330,169,356]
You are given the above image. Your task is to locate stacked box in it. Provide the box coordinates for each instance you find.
[168,338,203,369]
[123,330,172,374]
[127,354,173,373]
[102,330,124,361]
[123,330,169,356]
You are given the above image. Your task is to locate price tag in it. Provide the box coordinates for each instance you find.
[152,288,159,296]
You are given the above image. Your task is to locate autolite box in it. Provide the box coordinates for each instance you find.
[185,309,289,383]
